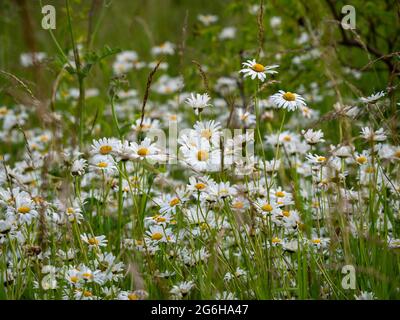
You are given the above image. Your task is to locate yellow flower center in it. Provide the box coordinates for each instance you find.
[197,150,209,161]
[88,237,99,245]
[365,166,375,173]
[99,145,112,155]
[67,207,74,214]
[201,129,212,140]
[282,210,290,217]
[164,86,172,94]
[18,206,30,214]
[312,239,321,244]
[140,123,151,130]
[151,232,163,241]
[169,114,177,121]
[0,107,8,115]
[232,201,244,209]
[82,272,93,279]
[262,204,273,212]
[97,161,108,168]
[200,222,209,230]
[70,276,79,283]
[169,198,180,207]
[155,216,167,223]
[283,135,291,142]
[39,135,49,143]
[128,293,139,300]
[275,191,285,197]
[282,92,296,101]
[272,237,281,243]
[252,63,265,72]
[317,156,326,163]
[356,156,367,164]
[83,290,92,297]
[137,147,150,156]
[394,150,400,158]
[195,183,206,190]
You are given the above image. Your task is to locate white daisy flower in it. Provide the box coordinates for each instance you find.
[130,138,165,162]
[239,59,279,82]
[8,192,38,225]
[308,237,330,249]
[198,14,218,26]
[80,233,108,249]
[302,129,324,145]
[90,155,116,173]
[71,158,87,176]
[236,108,256,127]
[20,52,46,67]
[355,291,376,300]
[255,198,281,216]
[270,90,306,111]
[219,27,236,40]
[360,91,385,103]
[193,120,221,147]
[360,127,387,142]
[147,225,174,243]
[306,153,328,165]
[170,281,195,299]
[90,138,119,156]
[153,75,184,95]
[132,118,160,133]
[185,93,212,115]
[151,42,175,56]
[181,138,221,172]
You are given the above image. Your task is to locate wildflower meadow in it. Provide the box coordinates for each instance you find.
[0,0,399,301]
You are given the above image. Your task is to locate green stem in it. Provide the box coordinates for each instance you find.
[66,0,85,149]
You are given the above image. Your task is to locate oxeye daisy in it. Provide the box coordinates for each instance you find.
[269,236,284,247]
[80,233,108,249]
[180,138,220,172]
[306,153,328,165]
[90,155,116,173]
[270,90,306,111]
[130,138,165,162]
[198,14,218,26]
[145,213,173,227]
[308,236,330,249]
[71,158,87,176]
[90,138,119,156]
[114,140,135,162]
[147,225,173,243]
[360,91,385,104]
[236,108,256,127]
[302,129,325,145]
[156,190,187,214]
[207,181,236,200]
[360,127,387,142]
[193,120,221,146]
[187,175,213,194]
[65,268,81,285]
[255,198,280,216]
[151,41,175,56]
[132,118,160,133]
[9,192,38,224]
[239,59,279,82]
[186,93,212,115]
